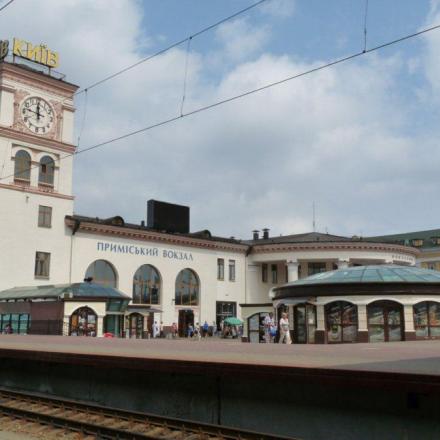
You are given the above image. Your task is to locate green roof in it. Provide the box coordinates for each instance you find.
[0,283,131,301]
[289,265,440,286]
[367,229,440,249]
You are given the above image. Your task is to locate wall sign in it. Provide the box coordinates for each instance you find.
[0,38,59,68]
[97,241,194,261]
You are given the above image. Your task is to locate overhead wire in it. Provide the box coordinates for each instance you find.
[1,19,440,183]
[0,0,15,13]
[363,0,369,52]
[180,37,192,117]
[76,89,88,148]
[71,0,268,98]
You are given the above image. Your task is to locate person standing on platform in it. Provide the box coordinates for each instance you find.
[279,312,292,344]
[194,322,201,340]
[171,322,178,338]
[153,321,160,338]
[187,323,194,338]
[264,312,275,343]
[202,321,209,338]
[160,321,164,338]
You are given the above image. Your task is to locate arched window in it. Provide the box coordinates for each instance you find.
[69,307,97,336]
[175,269,199,306]
[133,265,161,305]
[85,260,117,288]
[14,150,31,181]
[325,301,358,343]
[413,301,440,339]
[367,300,403,342]
[39,155,55,185]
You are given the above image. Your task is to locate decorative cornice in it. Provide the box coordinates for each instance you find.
[65,219,249,253]
[0,182,74,200]
[0,126,76,154]
[250,241,420,257]
[0,84,15,93]
[0,62,78,97]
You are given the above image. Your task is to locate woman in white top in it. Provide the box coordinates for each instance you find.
[279,312,292,344]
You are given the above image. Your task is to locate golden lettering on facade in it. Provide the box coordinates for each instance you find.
[12,38,59,68]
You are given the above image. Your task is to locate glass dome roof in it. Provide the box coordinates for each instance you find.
[291,265,440,286]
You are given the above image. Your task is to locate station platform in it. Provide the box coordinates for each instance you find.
[0,336,440,440]
[0,335,440,391]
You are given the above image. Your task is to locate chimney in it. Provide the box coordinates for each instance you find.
[262,228,270,239]
[252,230,259,240]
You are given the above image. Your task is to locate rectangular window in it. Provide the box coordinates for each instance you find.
[308,262,327,276]
[38,205,52,228]
[262,263,268,283]
[229,260,236,281]
[271,264,278,284]
[35,252,50,278]
[217,258,224,280]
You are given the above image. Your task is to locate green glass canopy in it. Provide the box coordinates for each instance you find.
[291,265,440,286]
[0,282,131,301]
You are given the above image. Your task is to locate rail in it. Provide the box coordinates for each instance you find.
[0,387,297,439]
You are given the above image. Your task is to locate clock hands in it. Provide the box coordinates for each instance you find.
[36,103,41,121]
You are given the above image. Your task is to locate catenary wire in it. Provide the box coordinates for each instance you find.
[1,20,440,183]
[0,0,15,13]
[71,0,268,98]
[76,89,88,148]
[363,0,369,52]
[180,37,192,116]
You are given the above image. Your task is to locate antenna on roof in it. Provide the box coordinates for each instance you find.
[313,201,316,232]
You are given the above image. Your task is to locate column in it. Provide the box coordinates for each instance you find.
[357,304,368,342]
[97,315,104,337]
[286,260,299,282]
[404,304,416,341]
[337,259,349,269]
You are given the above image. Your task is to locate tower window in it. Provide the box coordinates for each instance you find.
[38,206,52,228]
[39,156,55,186]
[14,150,31,182]
[35,252,50,278]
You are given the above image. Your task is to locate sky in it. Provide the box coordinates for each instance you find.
[1,0,440,240]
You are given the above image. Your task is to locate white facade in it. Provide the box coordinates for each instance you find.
[0,61,422,336]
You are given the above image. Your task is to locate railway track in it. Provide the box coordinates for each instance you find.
[0,388,296,439]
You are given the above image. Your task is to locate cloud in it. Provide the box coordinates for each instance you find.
[1,0,439,241]
[260,0,295,18]
[215,17,271,62]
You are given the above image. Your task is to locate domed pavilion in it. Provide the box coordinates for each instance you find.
[271,265,440,343]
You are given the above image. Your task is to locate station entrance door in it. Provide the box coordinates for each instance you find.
[178,309,194,337]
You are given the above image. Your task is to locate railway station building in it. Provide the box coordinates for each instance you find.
[0,49,436,343]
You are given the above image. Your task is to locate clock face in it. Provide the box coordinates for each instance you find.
[21,97,54,135]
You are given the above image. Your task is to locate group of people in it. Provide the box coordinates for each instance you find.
[186,321,213,339]
[263,312,291,344]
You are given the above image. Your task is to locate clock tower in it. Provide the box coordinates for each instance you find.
[0,59,79,290]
